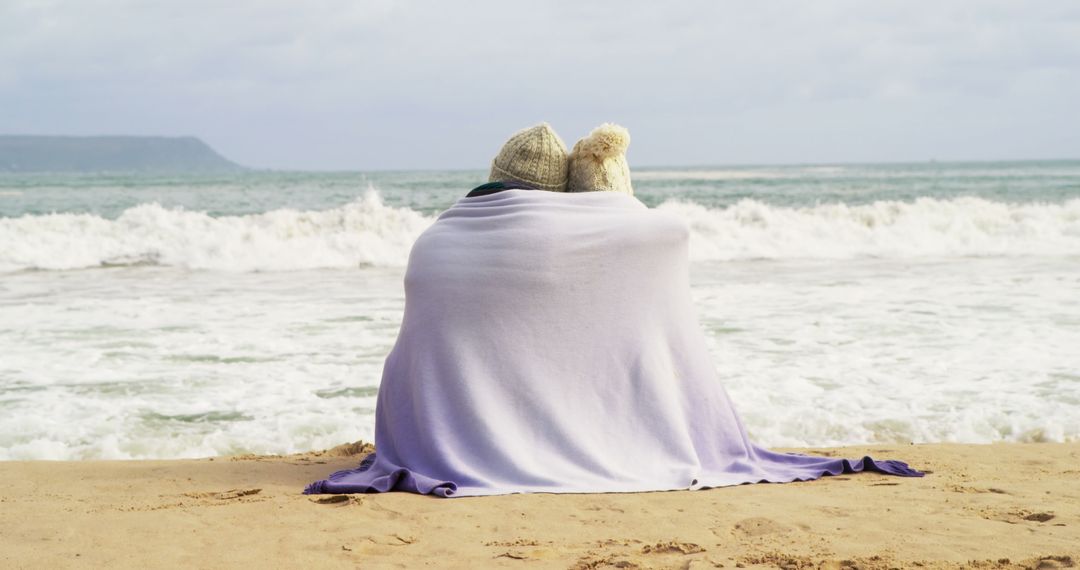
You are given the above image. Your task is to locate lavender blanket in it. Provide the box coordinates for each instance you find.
[305,189,922,498]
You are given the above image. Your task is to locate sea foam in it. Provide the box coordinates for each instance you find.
[0,190,434,272]
[662,196,1080,261]
[2,193,1079,272]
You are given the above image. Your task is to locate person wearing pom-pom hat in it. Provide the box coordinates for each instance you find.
[567,123,633,195]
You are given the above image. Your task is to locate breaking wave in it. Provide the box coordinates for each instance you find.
[2,193,1078,272]
[0,190,435,272]
[661,196,1080,261]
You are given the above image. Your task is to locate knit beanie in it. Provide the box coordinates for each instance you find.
[566,123,633,195]
[489,123,569,192]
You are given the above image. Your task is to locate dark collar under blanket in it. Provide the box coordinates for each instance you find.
[466,181,538,198]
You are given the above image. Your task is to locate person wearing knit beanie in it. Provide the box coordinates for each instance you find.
[487,123,569,192]
[566,123,633,195]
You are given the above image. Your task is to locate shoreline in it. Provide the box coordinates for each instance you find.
[1,442,1076,569]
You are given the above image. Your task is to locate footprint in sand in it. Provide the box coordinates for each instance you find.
[494,548,562,561]
[566,540,713,570]
[137,488,265,511]
[640,541,706,555]
[1028,555,1074,569]
[486,539,573,562]
[309,494,363,506]
[569,553,640,569]
[979,508,1055,524]
[179,488,263,504]
[211,488,261,500]
[367,534,417,546]
[728,517,791,537]
[345,535,418,558]
[947,485,1009,495]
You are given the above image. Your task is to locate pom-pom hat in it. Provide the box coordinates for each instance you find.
[567,123,632,195]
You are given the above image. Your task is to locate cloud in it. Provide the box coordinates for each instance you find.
[1,0,1078,169]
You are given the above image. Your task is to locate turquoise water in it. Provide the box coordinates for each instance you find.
[3,160,1078,219]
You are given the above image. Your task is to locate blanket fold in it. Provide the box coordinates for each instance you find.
[305,189,923,498]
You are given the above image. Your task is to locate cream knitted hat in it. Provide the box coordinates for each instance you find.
[567,123,633,195]
[489,123,569,192]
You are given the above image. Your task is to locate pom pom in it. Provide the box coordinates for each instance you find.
[576,123,630,161]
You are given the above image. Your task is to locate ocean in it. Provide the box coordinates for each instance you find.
[1,161,1079,460]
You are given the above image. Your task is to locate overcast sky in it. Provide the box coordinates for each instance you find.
[2,1,1079,170]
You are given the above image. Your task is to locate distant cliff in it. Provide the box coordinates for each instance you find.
[0,135,245,173]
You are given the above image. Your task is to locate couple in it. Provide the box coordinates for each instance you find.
[467,122,632,198]
[306,124,922,498]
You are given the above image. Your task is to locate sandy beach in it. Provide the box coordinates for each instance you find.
[0,442,1075,569]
